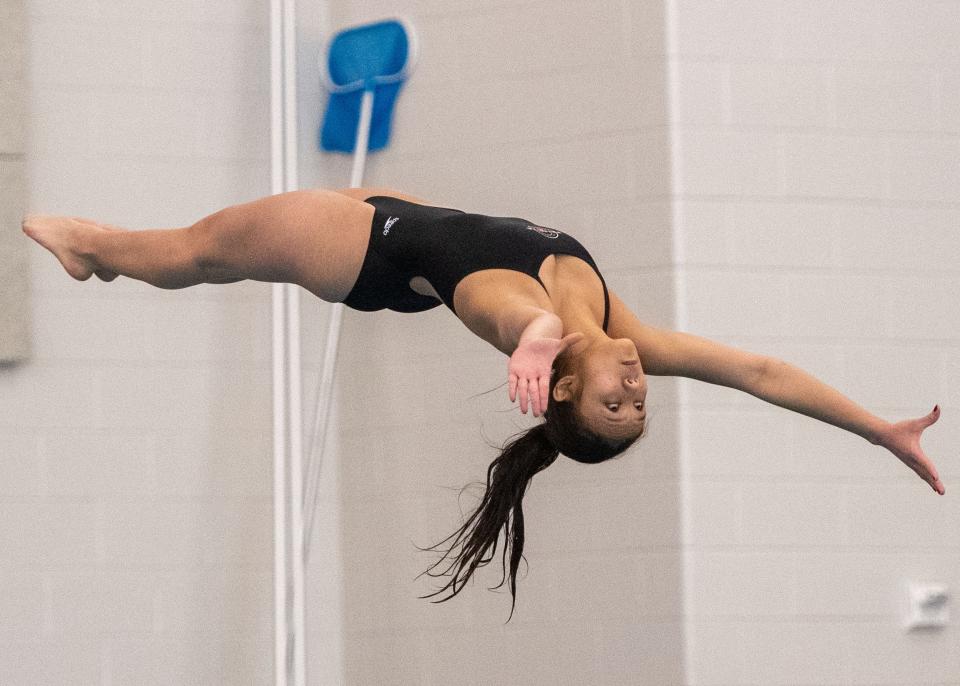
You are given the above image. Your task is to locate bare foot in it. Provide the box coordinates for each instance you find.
[22,215,117,282]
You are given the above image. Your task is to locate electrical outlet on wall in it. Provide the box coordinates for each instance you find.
[904,582,950,631]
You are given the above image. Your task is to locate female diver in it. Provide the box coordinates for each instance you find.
[22,186,946,621]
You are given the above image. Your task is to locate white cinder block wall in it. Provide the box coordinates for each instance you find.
[10,0,958,684]
[667,1,960,684]
[4,1,276,684]
[308,1,685,684]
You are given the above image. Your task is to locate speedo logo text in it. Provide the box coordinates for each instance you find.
[383,216,400,235]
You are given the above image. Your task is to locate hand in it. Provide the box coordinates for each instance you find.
[878,405,945,495]
[508,332,584,417]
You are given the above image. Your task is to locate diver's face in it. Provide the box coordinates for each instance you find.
[553,337,647,440]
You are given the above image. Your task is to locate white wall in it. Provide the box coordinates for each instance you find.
[3,1,275,683]
[309,1,685,684]
[10,1,956,684]
[667,1,960,683]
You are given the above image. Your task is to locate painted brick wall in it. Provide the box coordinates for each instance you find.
[12,1,951,684]
[2,1,276,683]
[667,1,960,683]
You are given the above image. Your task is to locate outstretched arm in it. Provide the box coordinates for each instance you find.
[606,292,945,495]
[752,359,943,495]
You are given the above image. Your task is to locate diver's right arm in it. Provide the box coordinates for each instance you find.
[458,292,576,414]
[463,301,561,356]
[506,311,582,416]
[504,308,562,351]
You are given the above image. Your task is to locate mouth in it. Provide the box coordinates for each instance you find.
[622,359,639,366]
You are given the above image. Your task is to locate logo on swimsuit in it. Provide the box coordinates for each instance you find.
[526,225,560,239]
[383,216,400,235]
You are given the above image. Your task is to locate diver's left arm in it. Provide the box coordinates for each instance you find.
[751,358,944,494]
[606,292,945,495]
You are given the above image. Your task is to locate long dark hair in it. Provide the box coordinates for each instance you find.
[416,353,642,622]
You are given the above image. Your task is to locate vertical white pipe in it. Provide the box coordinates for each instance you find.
[302,302,341,556]
[269,0,288,684]
[350,89,374,188]
[288,282,305,686]
[272,289,288,686]
[282,1,305,682]
[303,87,373,558]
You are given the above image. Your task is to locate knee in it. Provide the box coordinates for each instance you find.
[186,221,228,280]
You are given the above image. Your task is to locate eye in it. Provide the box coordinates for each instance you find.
[606,403,619,412]
[634,401,644,410]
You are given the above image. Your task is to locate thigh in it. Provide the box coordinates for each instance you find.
[219,188,374,301]
[284,189,376,301]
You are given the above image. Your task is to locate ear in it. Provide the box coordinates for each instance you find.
[552,375,577,403]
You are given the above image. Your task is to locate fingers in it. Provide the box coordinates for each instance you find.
[927,462,945,496]
[538,376,550,417]
[924,470,945,495]
[509,374,551,417]
[923,404,941,427]
[912,454,945,495]
[914,406,945,494]
[530,380,541,417]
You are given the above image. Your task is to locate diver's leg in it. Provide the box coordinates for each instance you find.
[24,215,208,288]
[22,189,374,299]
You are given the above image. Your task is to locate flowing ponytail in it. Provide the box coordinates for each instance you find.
[418,351,643,621]
[417,423,559,622]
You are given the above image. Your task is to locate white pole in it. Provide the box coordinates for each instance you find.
[269,0,288,684]
[281,1,306,684]
[272,0,304,684]
[350,89,374,188]
[303,87,373,559]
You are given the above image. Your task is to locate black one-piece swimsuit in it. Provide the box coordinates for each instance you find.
[342,196,610,331]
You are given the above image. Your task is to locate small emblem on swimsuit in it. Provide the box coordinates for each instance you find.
[526,225,560,239]
[383,216,400,235]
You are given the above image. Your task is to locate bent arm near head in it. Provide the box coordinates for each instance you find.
[502,306,582,416]
[456,286,560,356]
[497,304,562,355]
